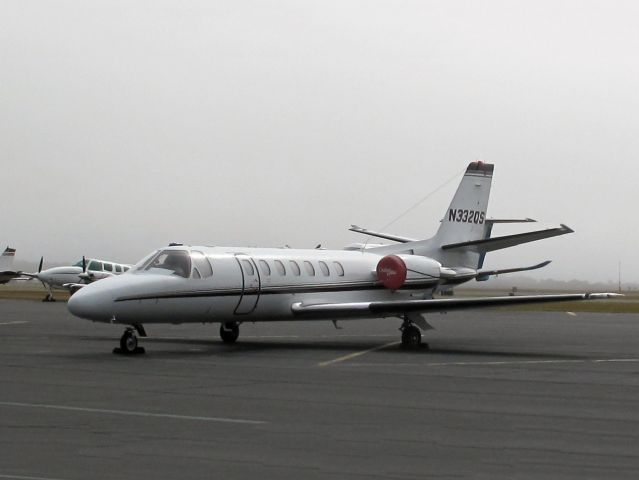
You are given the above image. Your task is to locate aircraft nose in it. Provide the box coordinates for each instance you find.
[67,282,114,322]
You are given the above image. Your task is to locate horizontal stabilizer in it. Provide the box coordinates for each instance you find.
[292,293,621,318]
[441,225,574,254]
[486,218,536,225]
[476,260,551,282]
[349,225,416,244]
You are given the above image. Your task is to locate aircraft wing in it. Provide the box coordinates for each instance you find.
[14,272,37,279]
[441,225,574,254]
[291,293,619,318]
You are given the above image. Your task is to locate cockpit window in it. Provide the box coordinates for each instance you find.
[142,250,191,278]
[88,260,103,271]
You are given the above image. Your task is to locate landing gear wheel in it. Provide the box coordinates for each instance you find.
[114,329,145,354]
[401,325,422,349]
[220,323,240,344]
[42,294,55,302]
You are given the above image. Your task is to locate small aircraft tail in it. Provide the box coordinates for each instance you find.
[371,162,494,268]
[368,162,572,272]
[0,246,16,271]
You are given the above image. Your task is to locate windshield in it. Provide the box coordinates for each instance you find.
[141,250,191,278]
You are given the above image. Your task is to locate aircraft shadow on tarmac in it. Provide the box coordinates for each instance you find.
[69,334,588,361]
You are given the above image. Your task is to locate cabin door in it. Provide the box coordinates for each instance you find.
[233,254,261,315]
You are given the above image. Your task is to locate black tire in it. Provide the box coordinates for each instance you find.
[120,330,138,353]
[220,323,240,344]
[401,325,421,349]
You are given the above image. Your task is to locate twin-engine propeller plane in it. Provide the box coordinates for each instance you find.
[68,162,619,353]
[19,257,132,301]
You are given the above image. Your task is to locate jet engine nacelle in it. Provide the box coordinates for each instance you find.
[376,254,442,290]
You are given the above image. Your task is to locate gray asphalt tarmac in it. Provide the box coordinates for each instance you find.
[1,299,639,479]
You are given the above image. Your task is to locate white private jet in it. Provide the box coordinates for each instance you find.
[20,257,132,301]
[68,162,618,354]
[0,247,21,284]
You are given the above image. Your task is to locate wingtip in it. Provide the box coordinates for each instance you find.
[586,293,624,299]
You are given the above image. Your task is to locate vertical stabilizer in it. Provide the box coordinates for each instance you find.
[434,162,494,246]
[427,162,493,267]
[0,247,16,271]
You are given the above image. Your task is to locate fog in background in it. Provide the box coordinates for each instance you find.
[2,1,638,284]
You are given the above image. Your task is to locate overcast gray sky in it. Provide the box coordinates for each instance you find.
[2,1,638,283]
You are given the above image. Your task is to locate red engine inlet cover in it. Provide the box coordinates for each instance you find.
[376,255,407,290]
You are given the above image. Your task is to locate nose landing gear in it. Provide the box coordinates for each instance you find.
[113,327,146,355]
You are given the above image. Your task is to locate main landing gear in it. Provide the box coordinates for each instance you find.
[400,313,430,350]
[41,283,55,302]
[113,325,147,355]
[220,322,240,344]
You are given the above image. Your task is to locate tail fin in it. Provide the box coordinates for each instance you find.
[366,163,571,271]
[0,246,16,271]
[433,162,493,246]
[370,162,493,268]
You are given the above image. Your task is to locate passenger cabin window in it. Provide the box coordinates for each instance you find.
[142,250,191,278]
[259,260,271,276]
[241,259,255,276]
[274,260,286,275]
[333,261,345,276]
[319,261,330,276]
[304,261,315,276]
[191,251,213,278]
[104,263,113,272]
[289,260,301,276]
[123,266,130,272]
[115,265,122,273]
[88,260,103,271]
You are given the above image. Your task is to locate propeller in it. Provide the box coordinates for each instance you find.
[37,256,43,273]
[78,256,93,282]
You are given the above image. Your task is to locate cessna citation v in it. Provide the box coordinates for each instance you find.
[68,162,618,353]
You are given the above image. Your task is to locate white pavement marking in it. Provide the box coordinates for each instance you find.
[566,312,577,316]
[342,358,639,368]
[0,401,266,425]
[0,321,29,326]
[0,475,69,480]
[318,341,400,367]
